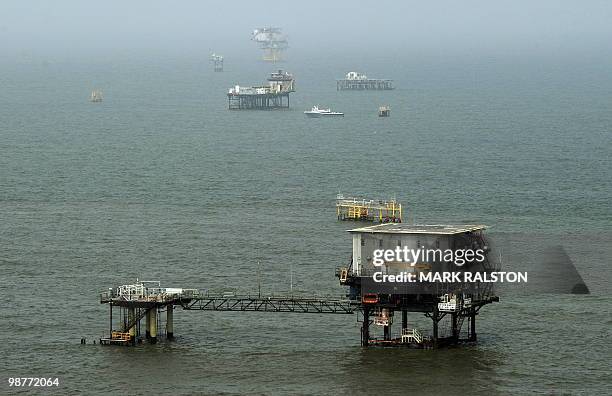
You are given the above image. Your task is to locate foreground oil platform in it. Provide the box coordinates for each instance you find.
[337,72,393,91]
[339,223,498,348]
[210,53,223,72]
[227,70,295,110]
[252,27,288,62]
[336,194,402,222]
[98,224,498,349]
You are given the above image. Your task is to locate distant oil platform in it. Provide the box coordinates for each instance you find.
[252,27,288,63]
[378,105,391,117]
[337,72,394,91]
[89,89,103,102]
[227,70,295,110]
[210,53,224,72]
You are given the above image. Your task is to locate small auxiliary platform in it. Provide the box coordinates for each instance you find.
[336,194,402,222]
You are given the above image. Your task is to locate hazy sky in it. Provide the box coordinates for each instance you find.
[2,0,611,57]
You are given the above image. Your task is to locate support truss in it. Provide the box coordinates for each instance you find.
[180,295,358,314]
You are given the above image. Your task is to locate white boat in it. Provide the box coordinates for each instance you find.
[304,105,344,117]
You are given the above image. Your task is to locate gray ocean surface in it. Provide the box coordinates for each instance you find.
[1,50,611,395]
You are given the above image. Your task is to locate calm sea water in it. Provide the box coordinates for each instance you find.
[1,50,611,395]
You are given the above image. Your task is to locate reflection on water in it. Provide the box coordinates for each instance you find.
[338,347,507,395]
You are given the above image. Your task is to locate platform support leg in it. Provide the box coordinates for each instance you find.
[167,305,174,340]
[361,308,370,347]
[402,309,407,330]
[145,310,151,339]
[128,307,136,345]
[149,308,157,344]
[432,307,439,349]
[452,312,459,342]
[469,308,477,342]
[383,324,390,341]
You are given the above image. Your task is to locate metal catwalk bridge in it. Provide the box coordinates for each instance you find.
[179,294,359,314]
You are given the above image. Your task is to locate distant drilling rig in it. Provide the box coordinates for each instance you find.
[252,27,288,62]
[210,53,224,72]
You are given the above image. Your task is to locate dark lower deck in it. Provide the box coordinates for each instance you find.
[227,92,291,109]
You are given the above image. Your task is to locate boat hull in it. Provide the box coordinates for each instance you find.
[304,112,344,117]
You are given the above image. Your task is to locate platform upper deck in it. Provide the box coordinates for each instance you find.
[348,223,487,235]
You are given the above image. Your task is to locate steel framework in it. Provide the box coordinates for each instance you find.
[180,295,358,314]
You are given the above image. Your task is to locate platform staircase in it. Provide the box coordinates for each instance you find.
[121,307,155,333]
[401,328,423,344]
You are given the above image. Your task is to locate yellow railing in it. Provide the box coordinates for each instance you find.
[337,199,402,222]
